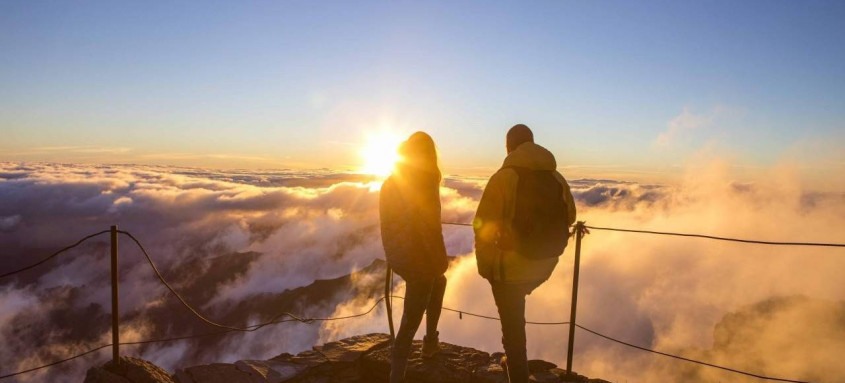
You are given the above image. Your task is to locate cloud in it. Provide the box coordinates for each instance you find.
[655,107,711,147]
[0,162,489,381]
[321,159,845,383]
[681,296,845,382]
[569,179,668,210]
[0,161,843,383]
[0,163,394,380]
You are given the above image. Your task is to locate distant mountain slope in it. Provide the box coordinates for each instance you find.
[668,295,845,382]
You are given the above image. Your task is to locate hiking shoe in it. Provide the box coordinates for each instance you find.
[421,332,440,358]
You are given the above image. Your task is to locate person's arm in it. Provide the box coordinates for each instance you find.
[473,171,507,280]
[424,187,448,259]
[380,178,410,261]
[379,179,396,250]
[474,171,507,248]
[563,179,576,226]
[554,172,577,226]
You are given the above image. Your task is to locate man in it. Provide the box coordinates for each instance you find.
[473,124,576,383]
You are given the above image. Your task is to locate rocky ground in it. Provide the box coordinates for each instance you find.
[85,333,610,383]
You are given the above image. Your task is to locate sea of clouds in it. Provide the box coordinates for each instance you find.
[1,161,844,382]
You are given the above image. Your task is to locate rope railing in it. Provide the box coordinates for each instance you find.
[391,293,809,383]
[0,230,110,279]
[386,294,570,325]
[0,297,389,380]
[2,221,838,382]
[119,230,312,332]
[4,223,840,282]
[442,221,845,248]
[0,288,810,383]
[572,323,808,383]
[584,225,845,248]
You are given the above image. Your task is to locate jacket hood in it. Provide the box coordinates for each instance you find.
[501,142,557,171]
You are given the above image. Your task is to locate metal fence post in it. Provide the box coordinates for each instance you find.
[384,264,395,341]
[566,221,586,374]
[110,225,120,366]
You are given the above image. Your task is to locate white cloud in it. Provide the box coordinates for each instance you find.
[0,161,843,383]
[655,107,711,147]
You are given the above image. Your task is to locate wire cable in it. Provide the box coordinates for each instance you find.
[2,230,398,380]
[119,230,327,331]
[388,295,569,325]
[119,231,262,331]
[0,343,112,380]
[0,297,388,380]
[0,290,565,380]
[2,228,818,383]
[442,221,845,248]
[585,225,845,248]
[0,230,110,279]
[574,323,809,383]
[0,290,810,383]
[441,221,472,227]
[120,230,399,330]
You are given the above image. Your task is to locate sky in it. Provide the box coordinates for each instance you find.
[2,3,845,380]
[2,1,845,183]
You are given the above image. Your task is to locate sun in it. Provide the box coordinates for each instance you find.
[359,132,403,177]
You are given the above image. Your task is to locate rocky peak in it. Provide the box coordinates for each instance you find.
[86,333,609,383]
[85,356,175,383]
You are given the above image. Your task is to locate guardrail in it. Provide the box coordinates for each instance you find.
[2,222,843,382]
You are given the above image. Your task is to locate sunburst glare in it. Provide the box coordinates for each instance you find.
[359,132,403,177]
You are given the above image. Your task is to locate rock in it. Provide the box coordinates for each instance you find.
[84,367,132,383]
[288,350,327,368]
[528,359,557,372]
[528,359,560,383]
[173,369,194,383]
[551,367,612,383]
[174,363,254,383]
[235,359,306,382]
[87,333,610,383]
[530,370,560,383]
[314,333,391,363]
[84,356,174,383]
[315,333,392,381]
[472,354,509,383]
[268,353,293,362]
[363,339,491,383]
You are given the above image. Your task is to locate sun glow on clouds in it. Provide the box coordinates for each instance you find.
[358,132,403,178]
[1,162,845,382]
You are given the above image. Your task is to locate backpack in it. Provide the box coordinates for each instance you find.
[504,166,570,259]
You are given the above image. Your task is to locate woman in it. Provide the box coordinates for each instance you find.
[379,131,449,383]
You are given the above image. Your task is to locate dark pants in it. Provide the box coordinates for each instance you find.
[491,281,535,383]
[390,274,447,382]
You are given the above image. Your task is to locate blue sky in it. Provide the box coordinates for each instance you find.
[2,1,843,179]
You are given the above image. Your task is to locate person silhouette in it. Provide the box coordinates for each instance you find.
[473,124,576,383]
[379,131,449,383]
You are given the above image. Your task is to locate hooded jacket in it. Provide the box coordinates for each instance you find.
[473,142,576,288]
[379,174,449,281]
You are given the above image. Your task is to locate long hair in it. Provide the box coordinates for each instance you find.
[394,131,442,189]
